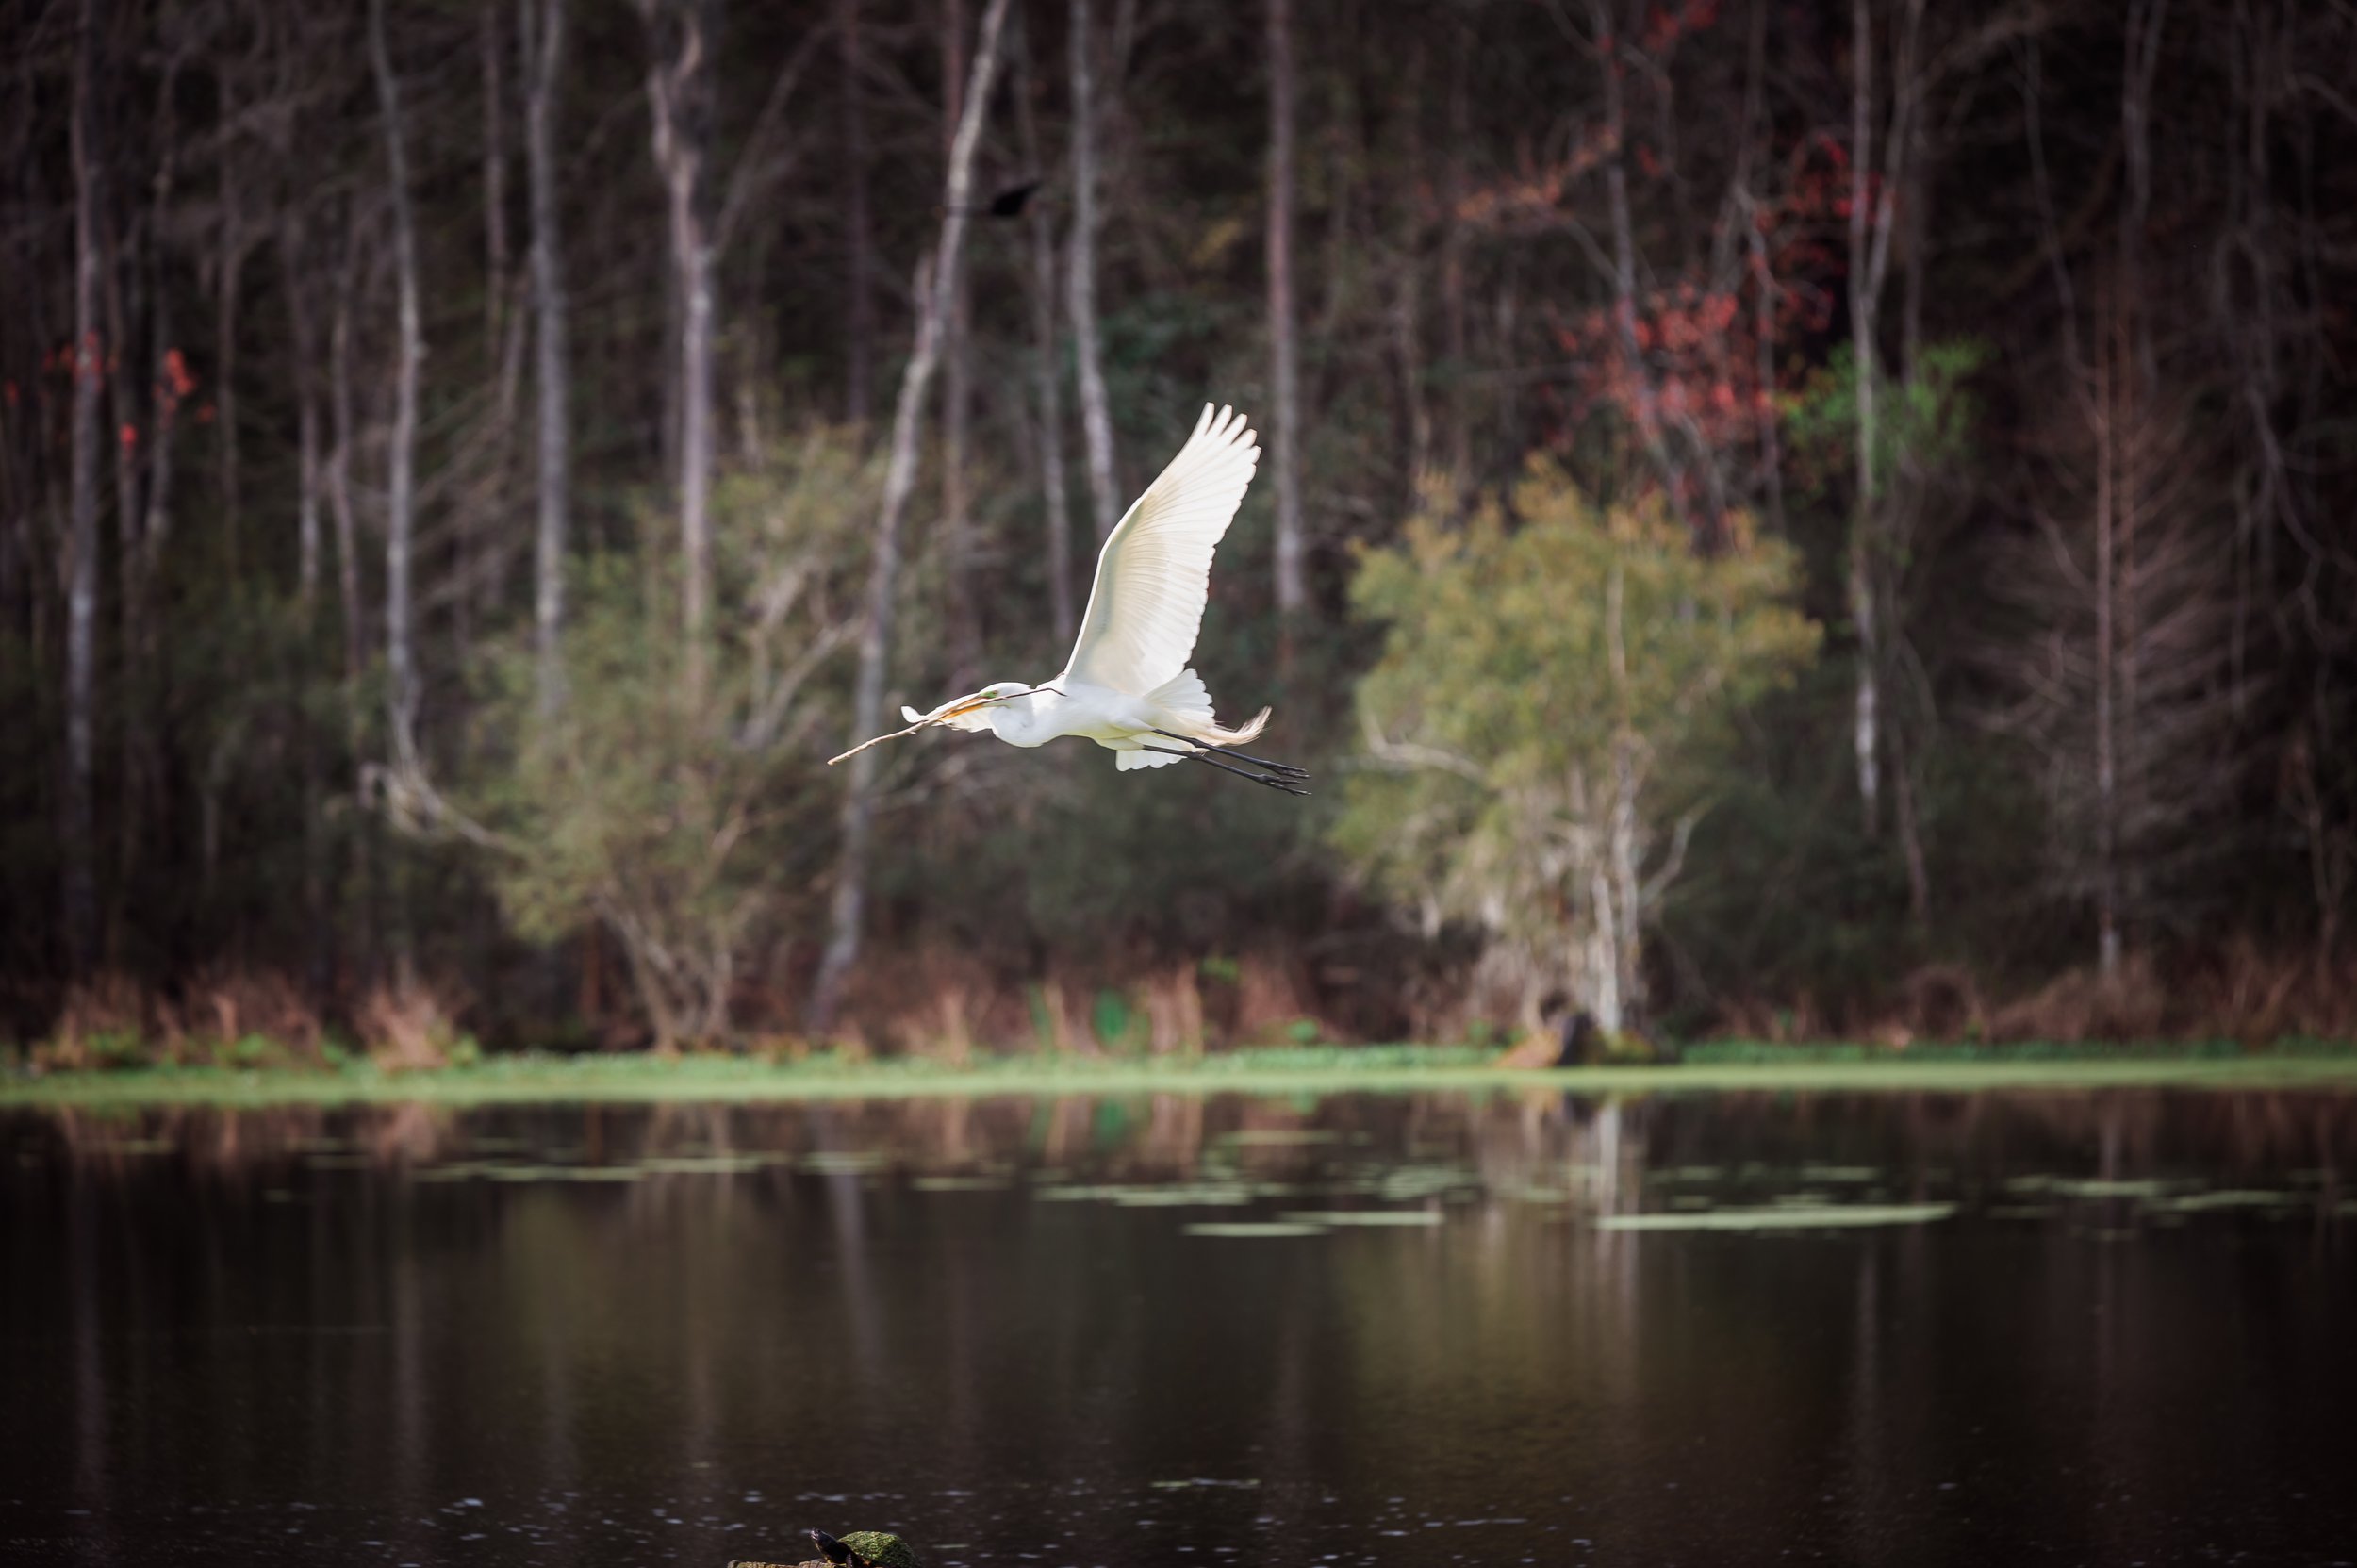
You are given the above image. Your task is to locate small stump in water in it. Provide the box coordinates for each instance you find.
[731,1528,926,1568]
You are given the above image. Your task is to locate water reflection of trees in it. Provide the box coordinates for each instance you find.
[13,1089,2351,1215]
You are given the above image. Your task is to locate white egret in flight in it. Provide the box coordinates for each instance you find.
[830,404,1308,794]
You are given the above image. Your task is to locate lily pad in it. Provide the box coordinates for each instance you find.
[485,1164,644,1182]
[2165,1190,2294,1211]
[1598,1202,1957,1232]
[801,1151,889,1176]
[1282,1209,1442,1227]
[638,1154,766,1174]
[1182,1221,1329,1238]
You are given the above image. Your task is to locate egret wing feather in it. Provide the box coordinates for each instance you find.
[1061,404,1260,696]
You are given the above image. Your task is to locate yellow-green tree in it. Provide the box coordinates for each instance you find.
[468,428,878,1047]
[1338,466,1819,1032]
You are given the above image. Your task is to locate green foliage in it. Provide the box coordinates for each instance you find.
[466,428,878,1046]
[1336,464,1819,1004]
[1783,338,1989,501]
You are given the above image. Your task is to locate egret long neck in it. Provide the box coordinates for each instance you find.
[982,691,1060,748]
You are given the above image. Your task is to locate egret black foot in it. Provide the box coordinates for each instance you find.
[1141,743,1311,796]
[1146,729,1311,783]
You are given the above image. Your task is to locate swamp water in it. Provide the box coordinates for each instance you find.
[3,1087,2353,1566]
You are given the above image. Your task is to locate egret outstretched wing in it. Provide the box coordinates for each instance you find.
[1060,404,1260,696]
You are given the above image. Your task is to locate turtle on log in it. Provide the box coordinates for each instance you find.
[729,1527,925,1568]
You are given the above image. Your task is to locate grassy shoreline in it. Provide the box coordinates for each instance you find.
[6,1042,2357,1109]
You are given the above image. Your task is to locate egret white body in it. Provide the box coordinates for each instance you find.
[831,404,1307,793]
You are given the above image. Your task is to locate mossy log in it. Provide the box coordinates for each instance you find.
[730,1531,924,1568]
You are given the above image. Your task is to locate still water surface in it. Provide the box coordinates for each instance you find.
[5,1088,2355,1566]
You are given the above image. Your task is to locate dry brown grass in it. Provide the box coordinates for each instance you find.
[1228,954,1327,1045]
[355,982,464,1072]
[2172,940,2357,1043]
[1989,955,2167,1042]
[34,973,155,1069]
[186,966,323,1059]
[1139,965,1207,1055]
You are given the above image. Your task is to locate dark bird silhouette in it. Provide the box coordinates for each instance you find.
[948,176,1044,219]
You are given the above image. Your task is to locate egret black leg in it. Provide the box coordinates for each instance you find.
[1147,728,1310,780]
[1140,743,1310,796]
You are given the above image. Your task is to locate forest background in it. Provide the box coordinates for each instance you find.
[4,0,2354,1065]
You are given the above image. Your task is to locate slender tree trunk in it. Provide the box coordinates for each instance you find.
[810,0,1014,1033]
[280,222,321,615]
[1591,0,1690,535]
[280,214,332,999]
[638,0,718,698]
[839,0,875,423]
[329,205,377,981]
[481,0,509,351]
[523,0,569,715]
[1014,15,1076,642]
[214,61,244,579]
[1265,0,1304,625]
[941,0,979,683]
[371,0,423,773]
[1847,0,1926,843]
[132,94,176,892]
[1738,0,1785,535]
[64,0,103,973]
[328,214,367,702]
[1066,0,1119,538]
[1391,41,1430,484]
[1848,0,1883,833]
[2093,317,2119,977]
[105,186,145,900]
[138,56,176,642]
[1441,19,1471,494]
[1605,560,1642,1031]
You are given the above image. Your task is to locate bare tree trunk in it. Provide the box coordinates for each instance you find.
[214,58,244,579]
[1737,0,1786,536]
[278,209,332,998]
[810,0,1014,1033]
[1066,0,1119,538]
[941,0,978,684]
[839,0,874,423]
[481,0,509,351]
[1441,20,1471,495]
[371,0,422,772]
[1590,0,1691,536]
[1845,0,1923,836]
[328,213,367,702]
[64,0,103,973]
[522,0,569,715]
[328,205,377,981]
[1390,40,1430,485]
[105,183,146,901]
[638,0,718,698]
[278,222,321,615]
[1848,0,1880,834]
[2092,317,2120,977]
[1014,14,1076,643]
[1266,0,1304,625]
[127,61,179,895]
[1605,560,1643,1031]
[460,0,514,656]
